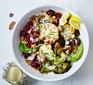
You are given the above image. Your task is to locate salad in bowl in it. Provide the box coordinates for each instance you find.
[19,9,84,74]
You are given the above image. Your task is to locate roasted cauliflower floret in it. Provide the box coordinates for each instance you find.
[39,23,59,44]
[61,24,75,41]
[39,44,54,56]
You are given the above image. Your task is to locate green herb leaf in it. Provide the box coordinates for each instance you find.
[19,43,40,53]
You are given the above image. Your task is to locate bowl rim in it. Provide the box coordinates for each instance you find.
[12,5,89,81]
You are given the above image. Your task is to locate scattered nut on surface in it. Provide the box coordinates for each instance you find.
[9,21,16,30]
[9,13,14,18]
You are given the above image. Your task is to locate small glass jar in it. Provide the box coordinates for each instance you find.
[2,62,26,85]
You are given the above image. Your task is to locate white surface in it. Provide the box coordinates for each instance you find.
[0,0,93,85]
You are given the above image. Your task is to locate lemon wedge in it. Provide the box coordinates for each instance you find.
[59,12,70,26]
[69,16,82,29]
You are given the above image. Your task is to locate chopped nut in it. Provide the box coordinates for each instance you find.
[33,52,38,55]
[51,16,56,20]
[9,13,14,18]
[55,42,60,48]
[65,45,72,54]
[31,43,36,49]
[50,17,57,23]
[65,50,70,54]
[65,45,72,50]
[9,21,16,30]
[57,47,63,55]
[26,60,31,65]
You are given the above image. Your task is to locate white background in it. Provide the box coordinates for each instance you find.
[0,0,93,85]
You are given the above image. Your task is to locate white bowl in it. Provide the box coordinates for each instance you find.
[12,5,89,81]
